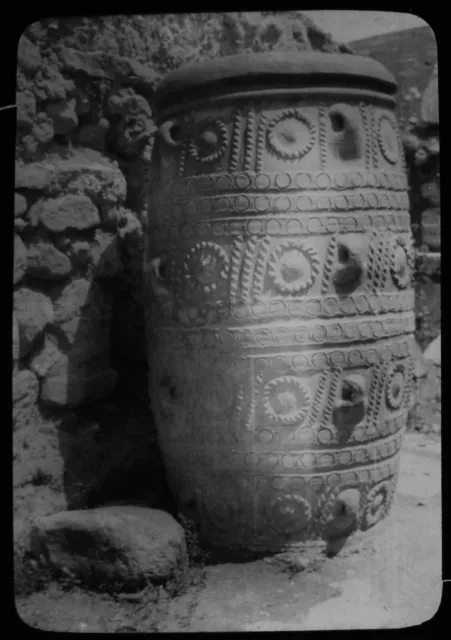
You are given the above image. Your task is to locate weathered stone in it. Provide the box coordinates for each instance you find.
[15,193,28,218]
[106,88,152,117]
[32,64,75,102]
[29,334,64,379]
[40,195,100,232]
[45,156,127,207]
[14,218,28,233]
[29,506,187,591]
[424,334,441,367]
[15,163,53,190]
[59,47,159,100]
[20,135,39,159]
[14,289,54,358]
[27,238,72,281]
[31,113,54,143]
[14,234,28,285]
[76,120,110,149]
[47,98,78,135]
[92,230,123,278]
[110,113,153,156]
[16,91,36,129]
[41,362,118,407]
[16,69,29,92]
[13,314,20,366]
[53,278,92,325]
[18,36,41,73]
[13,370,40,430]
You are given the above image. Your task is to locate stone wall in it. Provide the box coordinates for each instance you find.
[14,12,351,557]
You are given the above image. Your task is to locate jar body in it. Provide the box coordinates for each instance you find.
[147,80,414,553]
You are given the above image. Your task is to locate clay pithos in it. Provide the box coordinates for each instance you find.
[146,51,415,555]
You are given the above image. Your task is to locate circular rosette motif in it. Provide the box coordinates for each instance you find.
[263,376,311,425]
[267,109,316,160]
[268,494,312,535]
[378,114,399,165]
[188,118,228,163]
[390,237,412,289]
[268,241,320,295]
[362,479,395,530]
[184,241,229,295]
[385,362,407,410]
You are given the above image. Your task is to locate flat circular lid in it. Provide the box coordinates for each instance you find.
[153,51,397,112]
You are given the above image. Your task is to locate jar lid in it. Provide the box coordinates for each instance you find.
[152,51,397,113]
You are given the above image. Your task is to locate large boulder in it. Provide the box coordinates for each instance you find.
[29,506,187,592]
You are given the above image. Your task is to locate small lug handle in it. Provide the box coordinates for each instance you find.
[159,120,183,147]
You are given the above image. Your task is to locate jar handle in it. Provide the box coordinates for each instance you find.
[149,256,172,297]
[159,120,184,147]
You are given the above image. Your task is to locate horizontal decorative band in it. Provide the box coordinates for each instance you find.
[148,212,411,242]
[156,86,397,120]
[147,290,415,326]
[151,312,415,351]
[157,170,408,200]
[153,191,410,222]
[161,431,404,476]
[150,335,415,371]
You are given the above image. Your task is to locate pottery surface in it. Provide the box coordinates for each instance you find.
[147,52,415,554]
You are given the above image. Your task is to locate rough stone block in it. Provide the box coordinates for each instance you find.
[14,288,54,358]
[27,238,72,281]
[31,112,55,143]
[39,194,100,232]
[14,234,28,285]
[18,36,41,72]
[53,279,112,336]
[13,314,20,366]
[29,334,65,379]
[15,193,28,218]
[15,163,53,190]
[16,90,36,129]
[47,98,79,135]
[13,370,40,430]
[92,230,124,278]
[29,506,187,591]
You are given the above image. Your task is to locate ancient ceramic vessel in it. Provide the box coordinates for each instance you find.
[147,52,415,554]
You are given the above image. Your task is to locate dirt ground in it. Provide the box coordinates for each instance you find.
[15,366,441,632]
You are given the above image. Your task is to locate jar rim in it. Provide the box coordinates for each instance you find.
[152,51,397,113]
